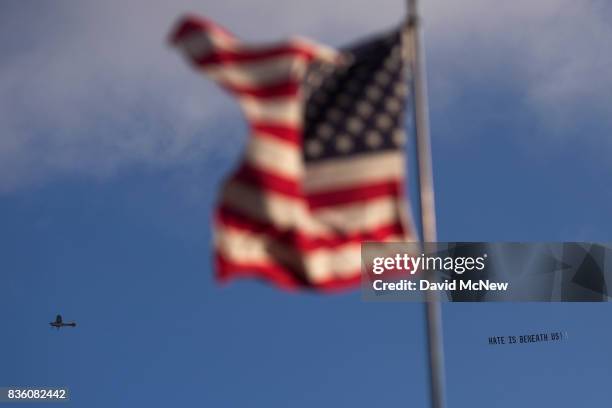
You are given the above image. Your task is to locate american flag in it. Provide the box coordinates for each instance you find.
[170,15,416,291]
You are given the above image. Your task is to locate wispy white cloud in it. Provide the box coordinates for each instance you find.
[424,0,612,131]
[0,0,610,191]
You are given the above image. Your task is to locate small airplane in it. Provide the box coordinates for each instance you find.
[50,315,76,329]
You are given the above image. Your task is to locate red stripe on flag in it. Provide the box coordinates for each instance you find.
[169,15,234,44]
[251,123,301,144]
[222,81,300,98]
[194,46,318,66]
[232,165,302,197]
[216,253,305,290]
[216,254,361,292]
[307,180,404,209]
[217,205,406,250]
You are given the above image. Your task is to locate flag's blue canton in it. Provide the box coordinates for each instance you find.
[303,30,410,163]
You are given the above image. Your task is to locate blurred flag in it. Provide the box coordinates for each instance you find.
[170,16,415,291]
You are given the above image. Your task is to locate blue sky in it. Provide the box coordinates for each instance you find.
[1,1,612,407]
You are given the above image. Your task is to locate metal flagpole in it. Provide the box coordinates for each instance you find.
[405,1,446,408]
